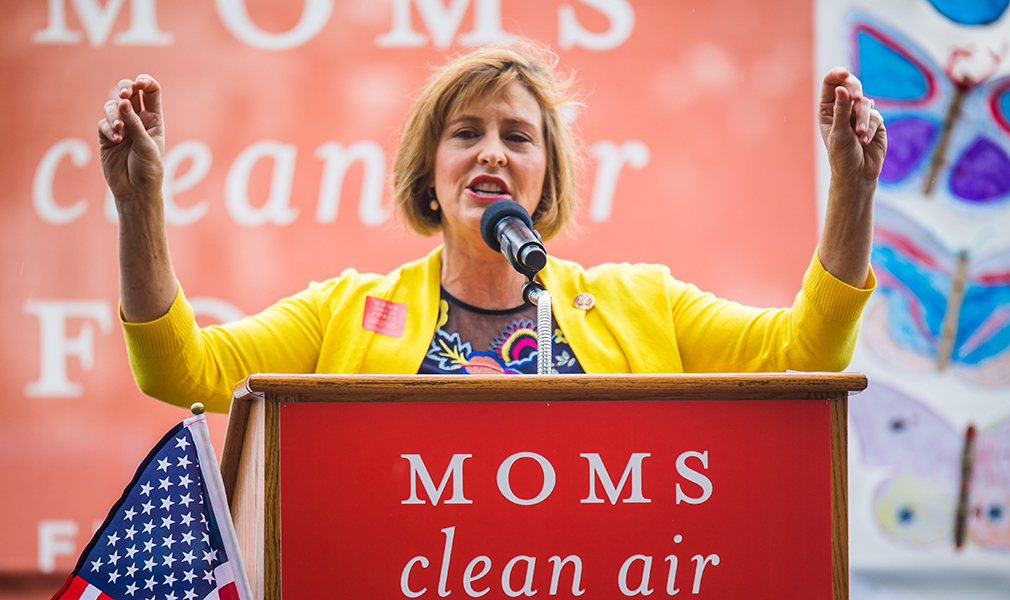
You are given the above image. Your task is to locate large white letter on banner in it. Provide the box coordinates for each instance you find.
[558,0,634,51]
[588,140,649,222]
[162,140,212,226]
[618,555,653,596]
[675,451,713,505]
[401,454,473,505]
[215,0,333,50]
[579,453,651,504]
[32,0,172,46]
[501,556,536,598]
[314,141,389,226]
[38,520,78,572]
[497,452,556,505]
[24,300,113,397]
[225,141,299,227]
[33,138,90,225]
[375,0,509,48]
[548,556,586,596]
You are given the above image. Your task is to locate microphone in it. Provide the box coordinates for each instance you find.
[480,199,547,278]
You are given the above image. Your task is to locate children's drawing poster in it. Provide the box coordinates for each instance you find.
[816,1,1010,598]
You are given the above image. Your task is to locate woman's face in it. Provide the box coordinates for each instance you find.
[433,80,547,253]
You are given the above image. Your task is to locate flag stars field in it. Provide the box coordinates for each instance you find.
[53,419,248,600]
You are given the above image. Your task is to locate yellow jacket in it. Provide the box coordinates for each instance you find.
[122,246,874,412]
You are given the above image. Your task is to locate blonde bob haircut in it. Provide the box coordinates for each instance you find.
[393,42,580,241]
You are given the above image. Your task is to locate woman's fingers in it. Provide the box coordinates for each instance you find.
[132,74,162,116]
[102,98,124,140]
[831,85,854,144]
[821,69,880,146]
[112,75,162,117]
[116,79,134,98]
[98,117,120,146]
[118,98,145,135]
[819,67,850,109]
[853,96,874,143]
[101,74,164,146]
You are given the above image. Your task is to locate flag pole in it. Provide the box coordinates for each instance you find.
[187,403,255,600]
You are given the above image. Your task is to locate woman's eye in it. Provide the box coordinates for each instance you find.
[506,133,531,144]
[453,129,478,139]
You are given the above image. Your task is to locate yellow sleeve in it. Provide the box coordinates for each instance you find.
[120,282,327,413]
[672,249,875,373]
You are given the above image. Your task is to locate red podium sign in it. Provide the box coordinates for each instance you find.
[278,398,832,599]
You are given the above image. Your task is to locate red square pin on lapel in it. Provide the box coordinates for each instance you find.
[362,296,408,337]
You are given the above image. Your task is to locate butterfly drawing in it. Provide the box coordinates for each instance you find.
[850,381,1010,551]
[851,17,1010,210]
[866,203,1010,385]
[926,0,1010,25]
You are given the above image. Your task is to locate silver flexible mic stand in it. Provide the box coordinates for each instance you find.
[523,281,552,375]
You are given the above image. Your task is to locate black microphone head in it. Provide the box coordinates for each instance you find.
[480,199,534,252]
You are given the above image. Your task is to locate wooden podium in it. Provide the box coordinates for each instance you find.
[220,373,865,600]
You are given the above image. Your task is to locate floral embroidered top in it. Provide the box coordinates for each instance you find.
[418,288,585,375]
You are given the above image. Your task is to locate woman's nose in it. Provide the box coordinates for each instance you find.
[477,135,507,167]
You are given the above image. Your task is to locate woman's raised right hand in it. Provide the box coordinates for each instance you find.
[98,75,165,201]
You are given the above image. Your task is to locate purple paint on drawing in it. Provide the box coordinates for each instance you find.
[880,117,937,183]
[949,137,1010,202]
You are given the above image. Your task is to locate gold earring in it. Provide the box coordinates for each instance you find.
[429,198,439,211]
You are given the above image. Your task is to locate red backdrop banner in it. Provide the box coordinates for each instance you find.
[1,0,817,576]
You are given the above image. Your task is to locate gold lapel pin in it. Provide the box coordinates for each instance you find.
[573,293,595,310]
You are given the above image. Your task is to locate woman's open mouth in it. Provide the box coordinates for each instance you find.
[466,175,511,200]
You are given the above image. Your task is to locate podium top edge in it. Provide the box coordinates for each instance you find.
[232,372,867,402]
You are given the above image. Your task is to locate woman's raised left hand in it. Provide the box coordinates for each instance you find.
[819,67,887,185]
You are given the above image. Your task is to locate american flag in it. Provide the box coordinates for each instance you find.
[53,413,253,600]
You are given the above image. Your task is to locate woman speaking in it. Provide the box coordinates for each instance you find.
[98,43,885,413]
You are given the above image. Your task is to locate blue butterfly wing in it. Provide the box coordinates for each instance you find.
[871,204,956,359]
[855,25,935,103]
[954,248,1010,366]
[927,0,1010,25]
